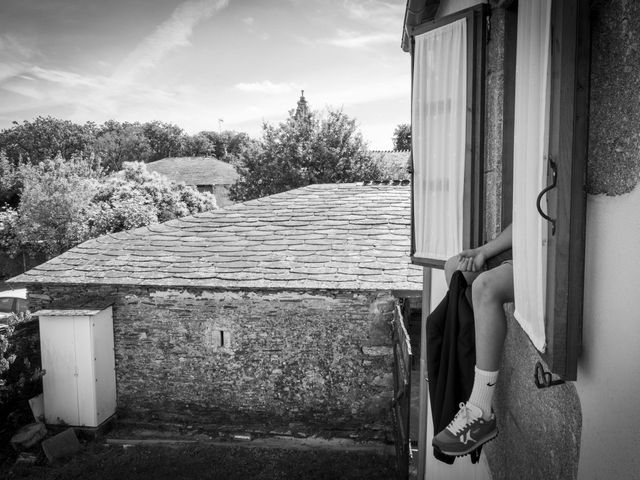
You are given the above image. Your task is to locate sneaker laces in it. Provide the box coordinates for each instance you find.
[446,402,478,435]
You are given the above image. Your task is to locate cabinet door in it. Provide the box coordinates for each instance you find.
[92,308,117,425]
[40,317,80,425]
[73,317,97,426]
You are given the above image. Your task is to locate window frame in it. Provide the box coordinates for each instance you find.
[409,4,488,269]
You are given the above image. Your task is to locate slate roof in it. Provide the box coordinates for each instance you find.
[10,183,422,291]
[146,156,239,186]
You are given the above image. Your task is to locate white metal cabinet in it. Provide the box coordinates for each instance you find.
[37,306,116,428]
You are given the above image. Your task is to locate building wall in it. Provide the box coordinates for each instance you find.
[576,1,640,478]
[28,284,398,440]
[483,1,640,479]
[417,2,639,478]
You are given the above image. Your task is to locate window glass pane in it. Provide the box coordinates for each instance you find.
[15,298,27,313]
[0,298,13,313]
[412,19,467,261]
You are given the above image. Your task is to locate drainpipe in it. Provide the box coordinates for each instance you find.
[417,267,432,480]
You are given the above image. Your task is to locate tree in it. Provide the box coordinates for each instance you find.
[392,124,411,151]
[180,132,216,157]
[230,108,380,202]
[14,155,102,258]
[94,120,153,172]
[142,121,185,161]
[0,116,96,164]
[198,130,254,161]
[0,152,22,207]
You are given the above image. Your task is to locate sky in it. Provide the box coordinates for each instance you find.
[0,0,411,150]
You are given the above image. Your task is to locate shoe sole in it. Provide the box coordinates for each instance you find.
[435,429,498,457]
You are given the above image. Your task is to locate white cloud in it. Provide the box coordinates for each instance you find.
[341,0,404,29]
[113,0,229,81]
[0,62,26,83]
[323,31,397,49]
[29,66,103,88]
[0,34,37,59]
[235,80,300,95]
[1,81,44,100]
[317,75,409,107]
[242,17,254,26]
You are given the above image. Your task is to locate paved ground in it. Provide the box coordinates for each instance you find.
[2,427,398,480]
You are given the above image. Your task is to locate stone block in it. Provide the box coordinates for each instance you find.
[41,428,81,462]
[10,422,47,450]
[28,394,44,422]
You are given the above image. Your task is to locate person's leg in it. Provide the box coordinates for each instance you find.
[464,262,513,420]
[471,262,514,372]
[432,262,513,456]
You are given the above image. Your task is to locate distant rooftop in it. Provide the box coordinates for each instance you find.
[146,156,239,186]
[10,183,421,292]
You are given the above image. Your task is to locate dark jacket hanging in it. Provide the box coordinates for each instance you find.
[426,270,478,464]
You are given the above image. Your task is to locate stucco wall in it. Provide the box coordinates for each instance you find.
[576,3,640,477]
[484,2,640,479]
[28,284,398,440]
[577,187,640,479]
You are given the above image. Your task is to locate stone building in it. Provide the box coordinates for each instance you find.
[146,156,239,207]
[9,182,421,440]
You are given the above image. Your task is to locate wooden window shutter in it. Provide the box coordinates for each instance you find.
[542,0,591,380]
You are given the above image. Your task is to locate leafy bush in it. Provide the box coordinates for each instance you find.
[0,207,19,257]
[2,159,217,259]
[0,312,43,416]
[0,152,23,207]
[87,162,216,234]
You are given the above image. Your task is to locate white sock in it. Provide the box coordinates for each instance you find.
[467,366,499,420]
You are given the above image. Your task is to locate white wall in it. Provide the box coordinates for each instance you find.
[577,185,640,479]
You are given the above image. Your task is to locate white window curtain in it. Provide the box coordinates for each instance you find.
[512,0,552,352]
[412,19,467,261]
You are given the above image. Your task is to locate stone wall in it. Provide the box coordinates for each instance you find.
[588,0,640,195]
[483,6,507,241]
[485,307,581,480]
[28,284,398,440]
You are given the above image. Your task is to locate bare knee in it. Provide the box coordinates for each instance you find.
[445,255,479,287]
[472,270,511,306]
[444,256,459,286]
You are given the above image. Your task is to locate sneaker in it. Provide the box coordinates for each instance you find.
[432,402,497,456]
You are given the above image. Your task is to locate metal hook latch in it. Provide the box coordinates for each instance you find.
[536,156,557,235]
[534,361,565,389]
